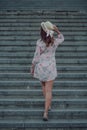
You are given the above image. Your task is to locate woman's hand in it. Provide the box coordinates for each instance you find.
[53,25,60,34]
[31,64,35,75]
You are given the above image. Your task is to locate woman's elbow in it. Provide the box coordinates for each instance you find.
[59,33,64,42]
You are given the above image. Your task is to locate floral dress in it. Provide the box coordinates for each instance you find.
[32,33,64,81]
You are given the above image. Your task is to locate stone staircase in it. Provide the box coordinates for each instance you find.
[0,10,87,129]
[0,0,87,11]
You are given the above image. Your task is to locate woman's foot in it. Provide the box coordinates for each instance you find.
[43,112,48,121]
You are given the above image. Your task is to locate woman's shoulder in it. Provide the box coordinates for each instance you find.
[36,39,41,45]
[36,39,45,47]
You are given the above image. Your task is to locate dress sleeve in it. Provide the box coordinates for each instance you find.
[32,43,40,65]
[54,33,64,49]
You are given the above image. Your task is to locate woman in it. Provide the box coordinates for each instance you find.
[31,21,64,121]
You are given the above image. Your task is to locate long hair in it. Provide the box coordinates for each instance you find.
[40,27,54,47]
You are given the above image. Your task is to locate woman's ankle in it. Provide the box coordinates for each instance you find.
[48,105,51,111]
[44,110,48,114]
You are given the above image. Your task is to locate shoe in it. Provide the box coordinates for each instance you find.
[43,112,48,121]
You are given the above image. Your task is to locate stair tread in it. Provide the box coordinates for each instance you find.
[0,10,83,13]
[0,108,87,112]
[0,89,86,97]
[0,118,87,122]
[0,119,87,127]
[0,80,87,83]
[0,98,87,101]
[0,72,87,75]
[0,88,86,91]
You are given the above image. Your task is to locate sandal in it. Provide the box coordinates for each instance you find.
[43,112,48,121]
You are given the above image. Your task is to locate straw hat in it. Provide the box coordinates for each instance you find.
[45,21,54,30]
[41,21,54,37]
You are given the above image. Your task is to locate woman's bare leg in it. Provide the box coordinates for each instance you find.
[43,80,54,120]
[41,81,46,98]
[45,80,54,113]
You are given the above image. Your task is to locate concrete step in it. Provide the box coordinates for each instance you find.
[0,73,87,81]
[0,31,87,36]
[0,108,87,120]
[0,52,87,58]
[0,12,87,18]
[0,16,87,21]
[2,15,86,18]
[0,26,87,31]
[1,13,86,18]
[0,18,87,24]
[0,98,87,109]
[0,46,87,52]
[0,41,86,46]
[0,35,87,41]
[0,127,85,130]
[0,11,86,16]
[0,80,87,89]
[0,119,87,128]
[0,65,87,73]
[0,58,86,65]
[0,0,86,10]
[0,23,87,27]
[1,44,87,50]
[0,89,87,99]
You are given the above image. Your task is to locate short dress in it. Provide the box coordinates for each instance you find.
[32,33,64,81]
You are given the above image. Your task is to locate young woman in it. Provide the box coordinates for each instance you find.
[31,21,64,121]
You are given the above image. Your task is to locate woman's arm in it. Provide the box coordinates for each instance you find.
[53,25,61,35]
[32,45,40,65]
[53,25,64,46]
[31,42,40,75]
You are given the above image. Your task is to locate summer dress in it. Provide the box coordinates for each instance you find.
[32,33,64,81]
